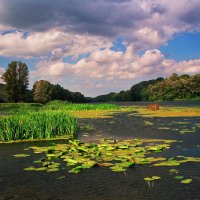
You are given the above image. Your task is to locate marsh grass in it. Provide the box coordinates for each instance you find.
[0,111,77,141]
[0,103,42,114]
[43,101,119,111]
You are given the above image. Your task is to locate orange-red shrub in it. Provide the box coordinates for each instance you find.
[148,103,160,111]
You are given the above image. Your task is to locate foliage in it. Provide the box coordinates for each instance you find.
[33,80,53,104]
[129,78,164,101]
[0,111,77,141]
[0,83,6,102]
[42,101,119,111]
[0,103,42,114]
[32,80,86,104]
[93,78,163,102]
[93,74,200,102]
[146,73,200,101]
[1,61,29,102]
[23,138,175,173]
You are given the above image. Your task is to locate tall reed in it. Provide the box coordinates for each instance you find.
[0,111,78,141]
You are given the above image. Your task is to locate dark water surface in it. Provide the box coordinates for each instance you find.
[0,102,200,200]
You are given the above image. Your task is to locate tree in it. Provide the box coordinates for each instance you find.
[1,61,29,102]
[33,80,53,104]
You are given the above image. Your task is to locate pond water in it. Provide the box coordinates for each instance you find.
[0,101,200,200]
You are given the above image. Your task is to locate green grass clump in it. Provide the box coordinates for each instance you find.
[43,101,119,111]
[0,111,77,141]
[0,103,42,114]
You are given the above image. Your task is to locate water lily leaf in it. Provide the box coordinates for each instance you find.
[120,162,134,168]
[174,176,184,180]
[152,176,161,180]
[46,154,56,158]
[66,158,78,166]
[14,154,30,158]
[81,161,97,169]
[47,168,60,172]
[144,177,154,181]
[69,166,83,173]
[106,152,113,156]
[34,167,46,171]
[181,179,192,184]
[106,146,116,151]
[169,169,179,174]
[24,167,35,171]
[110,165,126,172]
[118,145,129,149]
[154,159,180,166]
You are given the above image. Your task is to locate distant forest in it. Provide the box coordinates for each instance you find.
[93,73,200,102]
[0,62,200,103]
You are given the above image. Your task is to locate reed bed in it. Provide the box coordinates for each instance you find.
[43,101,119,111]
[0,111,77,141]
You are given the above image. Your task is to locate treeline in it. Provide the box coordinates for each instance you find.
[32,80,85,104]
[0,61,85,103]
[146,73,200,101]
[1,61,200,103]
[93,74,200,102]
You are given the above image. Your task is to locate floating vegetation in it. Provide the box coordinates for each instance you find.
[144,176,161,188]
[169,169,179,174]
[144,120,153,126]
[124,106,200,117]
[181,179,192,184]
[80,124,94,131]
[180,129,196,134]
[154,157,200,167]
[174,176,184,180]
[158,127,170,130]
[13,154,30,158]
[176,122,191,125]
[144,176,161,181]
[20,138,177,174]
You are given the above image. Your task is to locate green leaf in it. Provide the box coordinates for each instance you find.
[13,154,30,158]
[174,176,184,180]
[152,176,161,180]
[181,179,192,184]
[110,165,126,172]
[118,145,129,149]
[69,166,83,173]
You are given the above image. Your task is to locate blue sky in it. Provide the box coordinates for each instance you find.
[160,32,200,61]
[0,0,200,96]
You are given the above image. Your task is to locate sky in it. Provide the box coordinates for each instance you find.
[0,0,200,97]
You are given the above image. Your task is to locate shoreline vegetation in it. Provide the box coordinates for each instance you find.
[0,101,200,142]
[0,101,120,142]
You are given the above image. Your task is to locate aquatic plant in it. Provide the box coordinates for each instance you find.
[0,111,77,141]
[144,176,161,188]
[43,101,119,111]
[23,138,175,174]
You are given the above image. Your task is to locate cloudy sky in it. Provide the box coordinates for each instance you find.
[0,0,200,96]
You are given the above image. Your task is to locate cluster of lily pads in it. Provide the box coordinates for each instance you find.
[20,138,177,173]
[143,119,199,135]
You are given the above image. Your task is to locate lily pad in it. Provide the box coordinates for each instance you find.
[181,179,192,184]
[14,154,30,158]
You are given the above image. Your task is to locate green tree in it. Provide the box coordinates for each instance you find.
[33,80,53,104]
[1,61,29,102]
